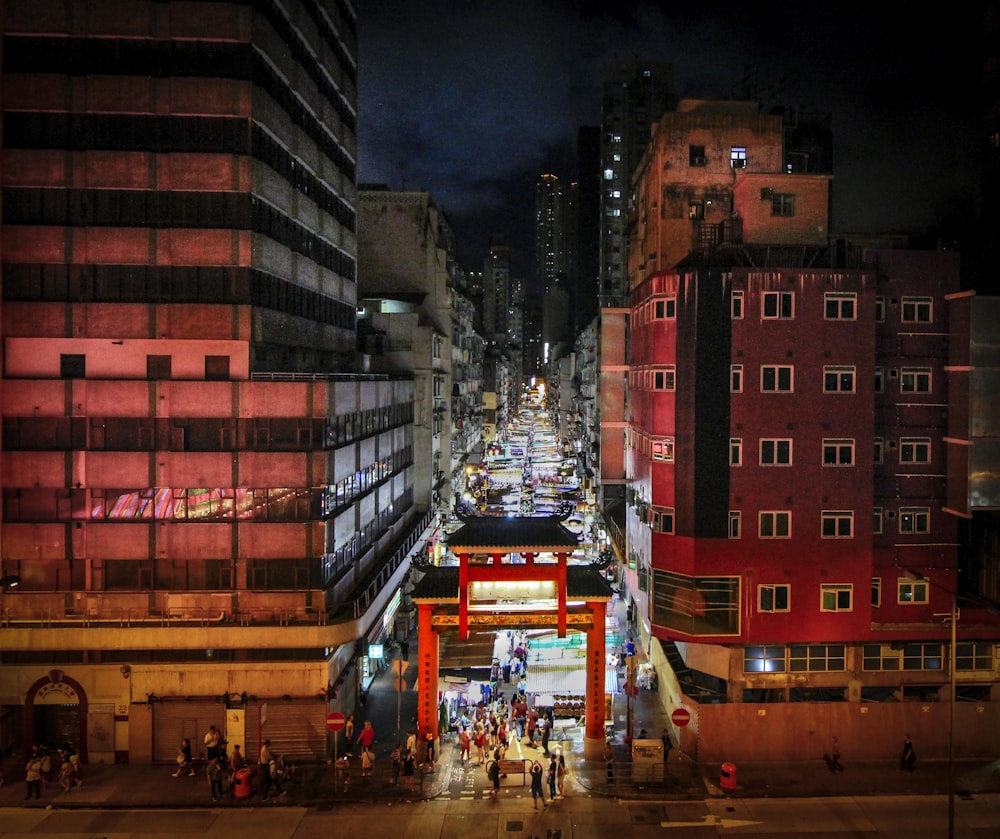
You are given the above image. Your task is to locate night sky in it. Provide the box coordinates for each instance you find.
[356,1,981,276]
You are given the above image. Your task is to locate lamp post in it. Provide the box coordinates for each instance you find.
[906,570,956,839]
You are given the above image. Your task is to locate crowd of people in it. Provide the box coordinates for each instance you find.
[21,743,82,800]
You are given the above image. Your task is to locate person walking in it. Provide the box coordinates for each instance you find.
[57,753,76,793]
[356,720,375,753]
[425,726,437,764]
[228,744,246,793]
[604,739,615,784]
[900,734,917,772]
[556,752,566,797]
[172,738,195,777]
[390,744,402,785]
[487,757,501,796]
[546,755,558,800]
[661,728,672,764]
[24,751,43,800]
[829,736,842,773]
[529,759,547,810]
[345,715,355,755]
[259,739,274,798]
[207,755,224,801]
[203,725,222,761]
[360,744,375,778]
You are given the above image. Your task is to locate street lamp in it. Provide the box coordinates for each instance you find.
[905,570,956,839]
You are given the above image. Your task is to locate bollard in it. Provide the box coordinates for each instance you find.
[720,761,737,791]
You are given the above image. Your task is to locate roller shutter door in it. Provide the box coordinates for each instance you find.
[153,702,224,763]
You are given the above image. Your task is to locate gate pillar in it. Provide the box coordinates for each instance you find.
[416,602,440,744]
[584,599,607,760]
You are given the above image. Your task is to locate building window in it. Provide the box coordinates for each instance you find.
[903,642,943,670]
[759,511,791,538]
[955,642,995,671]
[652,506,675,534]
[875,296,885,322]
[730,364,743,393]
[789,644,846,672]
[731,290,744,319]
[729,511,741,538]
[820,584,853,612]
[874,366,884,393]
[824,292,856,320]
[60,353,86,378]
[898,578,929,604]
[823,365,856,393]
[204,355,230,381]
[759,584,790,613]
[147,355,172,379]
[899,437,931,464]
[689,145,707,166]
[822,438,855,466]
[761,365,793,392]
[872,577,882,607]
[873,507,883,535]
[652,366,676,390]
[744,645,785,673]
[652,439,674,462]
[821,510,854,538]
[863,644,899,670]
[730,438,743,466]
[771,193,796,217]
[874,438,884,464]
[653,297,676,319]
[762,291,794,319]
[901,296,933,323]
[899,507,930,533]
[688,201,704,220]
[900,367,931,393]
[730,146,747,168]
[759,438,792,466]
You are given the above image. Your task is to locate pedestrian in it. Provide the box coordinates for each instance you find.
[39,747,53,792]
[57,753,76,793]
[487,757,501,796]
[360,744,375,778]
[24,751,43,800]
[604,739,615,784]
[265,750,287,799]
[207,755,224,801]
[661,728,672,763]
[527,707,538,744]
[356,720,375,753]
[900,734,917,772]
[259,739,274,798]
[203,724,221,760]
[474,725,486,765]
[425,726,436,764]
[173,738,195,777]
[459,726,472,762]
[540,716,551,756]
[345,714,355,755]
[829,736,842,773]
[556,752,566,797]
[400,640,410,659]
[390,744,402,784]
[228,744,246,791]
[547,755,558,799]
[529,759,547,810]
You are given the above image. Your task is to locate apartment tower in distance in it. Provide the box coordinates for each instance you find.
[0,0,428,765]
[597,59,673,534]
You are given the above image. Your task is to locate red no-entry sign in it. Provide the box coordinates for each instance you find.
[671,707,691,727]
[326,711,346,732]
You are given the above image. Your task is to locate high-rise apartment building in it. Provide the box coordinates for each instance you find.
[623,99,1000,762]
[0,0,428,765]
[596,60,672,523]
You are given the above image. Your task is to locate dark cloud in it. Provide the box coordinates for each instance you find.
[357,1,980,272]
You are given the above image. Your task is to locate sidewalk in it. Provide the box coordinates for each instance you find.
[4,605,1000,808]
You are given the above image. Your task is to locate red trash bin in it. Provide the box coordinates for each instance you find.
[233,766,252,798]
[720,761,737,791]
